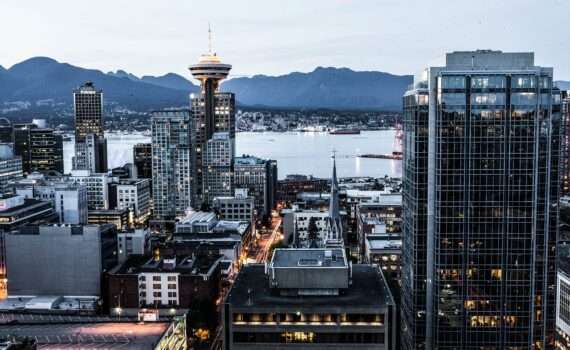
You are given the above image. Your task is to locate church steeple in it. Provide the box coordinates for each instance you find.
[326,151,343,246]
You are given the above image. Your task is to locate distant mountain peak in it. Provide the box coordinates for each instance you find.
[107,70,140,82]
[9,56,60,71]
[140,73,197,92]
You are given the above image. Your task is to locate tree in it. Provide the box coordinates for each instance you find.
[308,217,319,242]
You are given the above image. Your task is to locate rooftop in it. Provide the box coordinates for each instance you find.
[0,322,169,350]
[111,254,221,276]
[178,211,217,225]
[271,248,346,268]
[235,155,267,165]
[226,264,393,310]
[367,236,402,251]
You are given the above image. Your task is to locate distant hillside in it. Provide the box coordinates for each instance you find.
[0,57,413,112]
[0,57,197,111]
[222,67,412,111]
[556,81,570,91]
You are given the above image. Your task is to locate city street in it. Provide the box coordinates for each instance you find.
[245,215,282,263]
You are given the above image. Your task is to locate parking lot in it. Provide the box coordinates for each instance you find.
[0,313,137,324]
[1,322,169,350]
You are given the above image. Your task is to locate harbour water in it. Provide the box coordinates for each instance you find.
[63,130,401,179]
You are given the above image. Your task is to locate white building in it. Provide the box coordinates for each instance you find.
[282,208,330,247]
[14,175,88,224]
[68,170,111,210]
[112,179,151,225]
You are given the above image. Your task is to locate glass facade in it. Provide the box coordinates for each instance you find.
[402,53,560,350]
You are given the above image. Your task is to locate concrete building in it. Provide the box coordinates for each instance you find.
[0,144,23,195]
[0,195,58,298]
[189,38,235,209]
[223,248,396,349]
[68,170,111,210]
[109,178,151,226]
[151,109,192,225]
[117,228,150,264]
[72,82,107,173]
[213,189,255,224]
[4,224,118,296]
[235,155,278,219]
[14,176,88,225]
[402,50,561,349]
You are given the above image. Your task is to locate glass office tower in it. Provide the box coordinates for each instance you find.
[402,50,561,350]
[73,82,107,173]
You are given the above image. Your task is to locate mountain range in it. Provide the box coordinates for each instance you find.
[0,57,568,113]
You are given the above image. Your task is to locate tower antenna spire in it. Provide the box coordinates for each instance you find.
[208,22,213,54]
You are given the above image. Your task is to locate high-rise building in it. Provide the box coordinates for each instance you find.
[73,82,107,173]
[151,109,192,224]
[235,155,278,219]
[133,143,152,179]
[189,31,235,209]
[401,50,561,349]
[29,128,63,174]
[203,132,233,201]
[562,91,570,195]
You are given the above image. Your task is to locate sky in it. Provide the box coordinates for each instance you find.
[1,0,569,80]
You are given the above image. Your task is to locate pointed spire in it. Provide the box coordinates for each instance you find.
[331,150,338,191]
[208,22,213,54]
[327,150,343,246]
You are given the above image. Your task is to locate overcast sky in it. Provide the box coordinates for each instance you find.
[1,0,569,80]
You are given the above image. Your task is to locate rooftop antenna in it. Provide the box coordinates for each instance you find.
[208,22,213,55]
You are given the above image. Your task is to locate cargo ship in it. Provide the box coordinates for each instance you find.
[329,128,361,135]
[358,151,402,160]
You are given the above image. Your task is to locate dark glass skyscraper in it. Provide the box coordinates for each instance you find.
[12,124,63,174]
[402,50,561,350]
[188,31,235,209]
[73,82,107,173]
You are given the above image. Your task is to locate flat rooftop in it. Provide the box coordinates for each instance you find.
[0,322,169,350]
[111,254,221,275]
[227,264,393,310]
[271,248,346,268]
[367,237,402,251]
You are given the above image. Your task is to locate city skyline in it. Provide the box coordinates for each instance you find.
[1,0,570,80]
